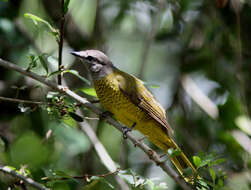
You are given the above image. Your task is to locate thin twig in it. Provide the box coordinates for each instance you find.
[0,58,193,190]
[0,165,49,190]
[42,168,120,181]
[0,96,46,105]
[58,0,65,85]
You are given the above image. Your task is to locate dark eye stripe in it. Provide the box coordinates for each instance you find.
[86,56,94,61]
[86,56,106,65]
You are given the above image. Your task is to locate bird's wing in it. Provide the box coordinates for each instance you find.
[116,71,174,134]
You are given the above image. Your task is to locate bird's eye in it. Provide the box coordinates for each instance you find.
[86,56,94,61]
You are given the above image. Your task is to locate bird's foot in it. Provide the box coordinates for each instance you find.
[122,122,136,139]
[90,99,100,104]
[99,111,113,120]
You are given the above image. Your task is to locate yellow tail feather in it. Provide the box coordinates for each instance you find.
[165,139,197,184]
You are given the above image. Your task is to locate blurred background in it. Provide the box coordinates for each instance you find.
[0,0,251,189]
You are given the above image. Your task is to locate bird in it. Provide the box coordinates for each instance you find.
[71,49,196,183]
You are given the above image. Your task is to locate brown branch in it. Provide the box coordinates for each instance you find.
[57,0,65,85]
[0,58,193,190]
[0,165,49,190]
[0,96,46,105]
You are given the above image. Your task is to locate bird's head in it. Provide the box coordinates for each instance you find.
[71,50,114,80]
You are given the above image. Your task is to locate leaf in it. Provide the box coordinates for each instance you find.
[3,166,16,171]
[153,182,168,190]
[55,170,72,179]
[183,167,193,177]
[160,7,173,32]
[26,54,39,71]
[46,91,60,99]
[198,154,215,168]
[18,103,31,113]
[80,88,97,97]
[38,54,49,75]
[235,115,251,136]
[210,158,226,167]
[63,70,91,86]
[167,148,182,158]
[63,0,71,15]
[193,156,201,168]
[209,168,216,184]
[24,13,59,40]
[68,112,84,122]
[218,179,224,187]
[145,179,154,190]
[48,70,64,78]
[83,177,114,190]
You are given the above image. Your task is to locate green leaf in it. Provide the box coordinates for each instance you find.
[83,177,114,190]
[38,54,49,75]
[218,179,224,187]
[210,158,226,167]
[159,7,173,32]
[3,166,16,171]
[63,0,71,15]
[198,154,215,168]
[193,156,201,167]
[209,168,216,184]
[48,70,64,78]
[63,70,91,86]
[80,88,97,97]
[24,13,59,40]
[167,148,182,158]
[55,170,72,179]
[26,54,39,71]
[183,167,193,177]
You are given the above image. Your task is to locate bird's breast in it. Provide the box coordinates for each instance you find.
[93,74,149,127]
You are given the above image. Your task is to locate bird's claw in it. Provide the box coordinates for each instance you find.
[122,122,136,139]
[99,111,113,120]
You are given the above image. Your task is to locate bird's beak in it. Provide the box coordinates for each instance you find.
[70,51,84,58]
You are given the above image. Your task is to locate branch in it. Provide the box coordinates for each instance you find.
[0,96,46,105]
[0,165,49,190]
[0,58,193,190]
[57,0,65,85]
[42,168,120,181]
[77,110,130,190]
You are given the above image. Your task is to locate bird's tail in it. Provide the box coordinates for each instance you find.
[164,138,197,184]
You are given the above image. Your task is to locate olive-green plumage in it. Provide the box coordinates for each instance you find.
[71,50,196,183]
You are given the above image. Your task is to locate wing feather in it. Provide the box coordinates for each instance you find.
[116,71,174,134]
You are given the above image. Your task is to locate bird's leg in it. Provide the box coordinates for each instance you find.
[90,99,100,104]
[99,111,113,120]
[122,122,136,139]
